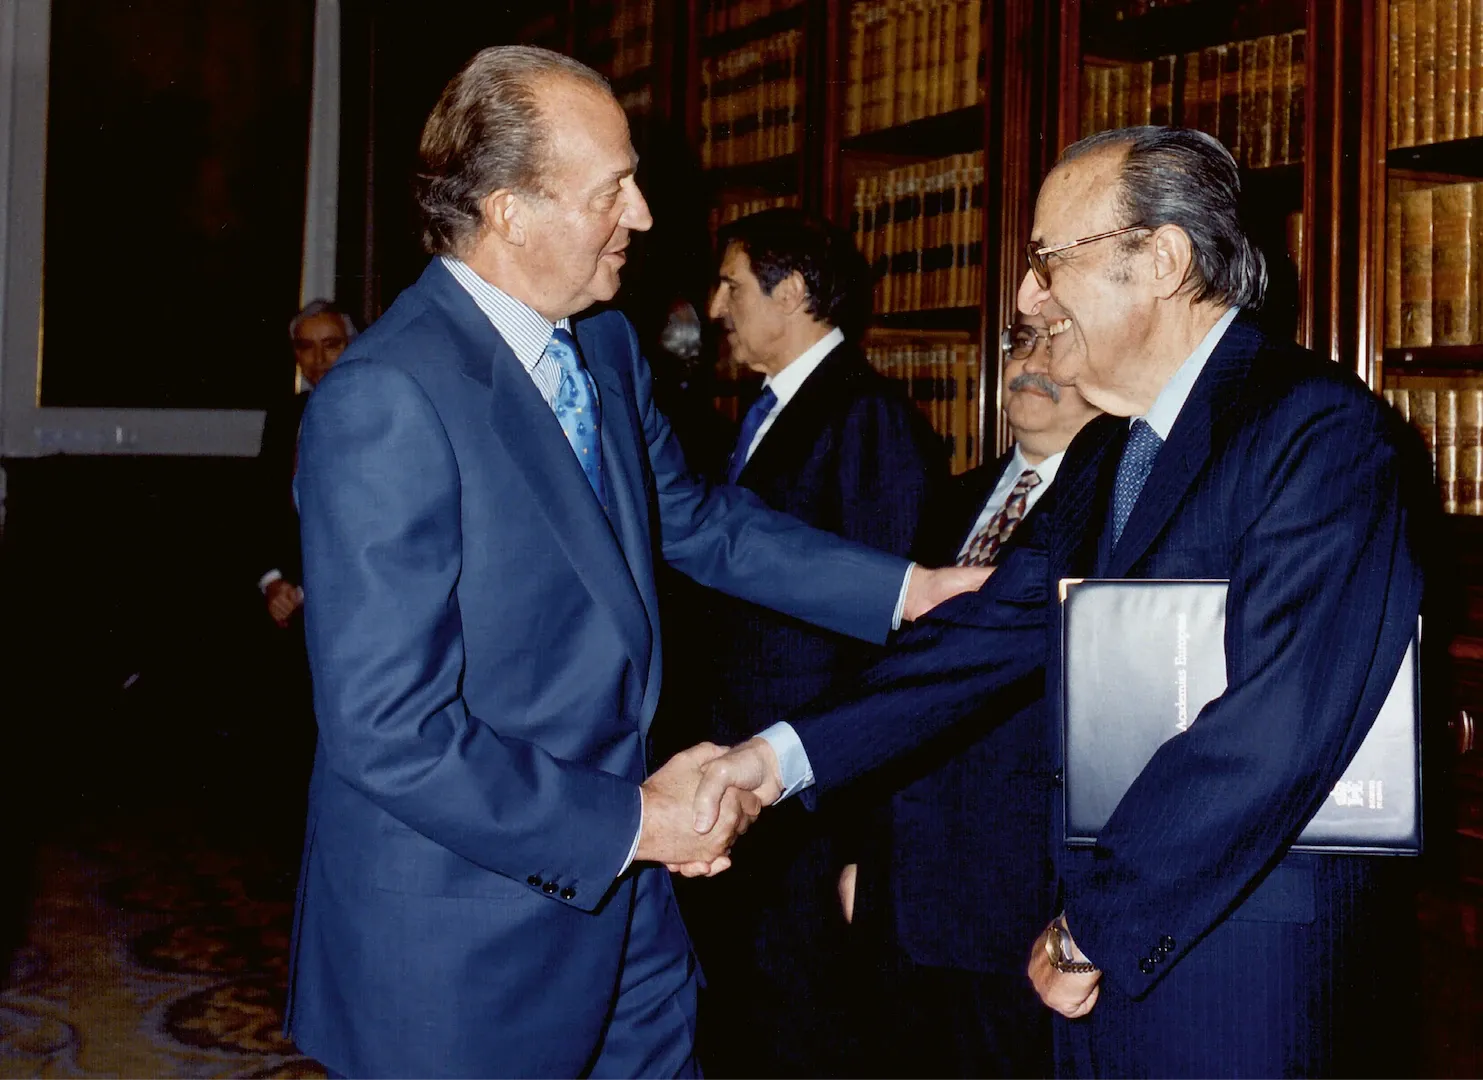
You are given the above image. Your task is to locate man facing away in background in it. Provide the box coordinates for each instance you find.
[286,45,984,1080]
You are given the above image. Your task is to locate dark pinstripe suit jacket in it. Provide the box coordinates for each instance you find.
[787,318,1430,1077]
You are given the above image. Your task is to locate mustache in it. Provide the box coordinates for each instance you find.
[1008,371,1062,403]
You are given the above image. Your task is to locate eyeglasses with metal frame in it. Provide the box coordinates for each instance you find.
[1024,223,1150,289]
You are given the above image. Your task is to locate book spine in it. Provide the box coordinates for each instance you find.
[1288,29,1306,162]
[1433,183,1476,345]
[1151,53,1176,126]
[1399,0,1418,146]
[1400,188,1436,346]
[1440,387,1460,513]
[1180,51,1201,128]
[846,4,865,137]
[962,0,983,108]
[1440,0,1460,142]
[1460,0,1474,136]
[1273,33,1292,165]
[1254,35,1274,169]
[1199,45,1222,138]
[1418,0,1438,143]
[1218,43,1242,160]
[1387,195,1404,348]
[1462,389,1483,513]
[1390,2,1402,146]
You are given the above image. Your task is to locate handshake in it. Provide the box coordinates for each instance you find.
[635,738,785,876]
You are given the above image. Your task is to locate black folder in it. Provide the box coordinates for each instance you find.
[1060,579,1422,855]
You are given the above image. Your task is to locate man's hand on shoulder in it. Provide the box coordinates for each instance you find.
[639,743,762,877]
[902,564,993,622]
[691,737,785,834]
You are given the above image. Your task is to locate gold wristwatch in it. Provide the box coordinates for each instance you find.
[1045,917,1098,975]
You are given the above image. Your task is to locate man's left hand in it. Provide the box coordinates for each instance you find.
[1029,923,1102,1018]
[902,565,992,622]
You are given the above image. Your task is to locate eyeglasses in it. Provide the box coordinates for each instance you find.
[1025,224,1149,289]
[1000,323,1043,361]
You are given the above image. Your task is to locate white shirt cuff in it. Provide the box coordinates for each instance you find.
[891,563,915,630]
[758,722,815,801]
[258,569,284,594]
[619,787,643,877]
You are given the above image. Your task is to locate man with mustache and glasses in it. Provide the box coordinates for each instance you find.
[836,312,1098,1079]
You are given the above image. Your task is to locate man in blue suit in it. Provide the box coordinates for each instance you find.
[696,127,1428,1078]
[838,311,1098,1079]
[285,46,983,1080]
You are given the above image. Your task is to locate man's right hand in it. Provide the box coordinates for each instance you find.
[638,743,762,877]
[265,579,305,627]
[691,736,785,833]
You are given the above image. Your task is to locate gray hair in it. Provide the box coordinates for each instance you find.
[288,299,359,342]
[415,46,612,256]
[1059,126,1267,310]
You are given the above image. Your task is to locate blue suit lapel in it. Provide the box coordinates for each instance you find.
[1103,319,1257,577]
[576,316,661,641]
[420,263,654,678]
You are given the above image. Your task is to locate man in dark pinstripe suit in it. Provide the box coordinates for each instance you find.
[694,126,1428,1078]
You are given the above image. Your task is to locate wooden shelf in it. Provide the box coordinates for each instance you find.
[1388,137,1483,180]
[1081,0,1305,62]
[1385,346,1483,371]
[700,3,805,56]
[702,153,800,195]
[842,104,985,160]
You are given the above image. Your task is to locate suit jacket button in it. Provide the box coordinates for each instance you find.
[1139,957,1156,974]
[527,874,542,887]
[542,881,558,894]
[561,886,576,901]
[1158,935,1176,952]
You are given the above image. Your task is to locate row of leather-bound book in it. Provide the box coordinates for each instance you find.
[844,0,986,137]
[1385,381,1483,514]
[1388,0,1483,148]
[701,0,805,37]
[1388,181,1483,348]
[862,332,982,474]
[698,28,803,167]
[1081,30,1306,169]
[851,151,987,315]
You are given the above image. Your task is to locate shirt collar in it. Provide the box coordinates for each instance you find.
[1008,443,1066,488]
[762,327,845,409]
[441,256,571,372]
[1137,307,1239,440]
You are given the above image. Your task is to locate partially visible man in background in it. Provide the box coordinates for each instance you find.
[679,208,945,1078]
[840,311,1099,1078]
[253,299,357,628]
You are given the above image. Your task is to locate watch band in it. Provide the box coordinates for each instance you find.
[1045,919,1098,975]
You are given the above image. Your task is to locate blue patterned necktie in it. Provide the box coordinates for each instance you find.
[727,385,778,484]
[544,328,604,505]
[1110,418,1163,547]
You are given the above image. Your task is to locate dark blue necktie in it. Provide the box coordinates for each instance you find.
[1110,418,1163,547]
[727,385,777,484]
[544,328,604,505]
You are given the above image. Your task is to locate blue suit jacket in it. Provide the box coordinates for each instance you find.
[856,451,1057,976]
[284,260,908,1078]
[788,319,1428,1076]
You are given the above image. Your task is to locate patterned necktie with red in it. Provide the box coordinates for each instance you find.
[958,468,1041,567]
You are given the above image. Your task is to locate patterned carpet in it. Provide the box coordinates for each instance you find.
[0,816,324,1079]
